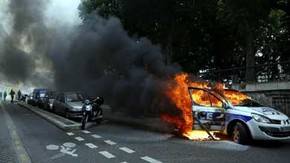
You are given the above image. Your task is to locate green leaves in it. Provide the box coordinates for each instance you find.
[79,0,290,82]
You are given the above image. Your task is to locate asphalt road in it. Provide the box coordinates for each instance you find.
[1,102,290,163]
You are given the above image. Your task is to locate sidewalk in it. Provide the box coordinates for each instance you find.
[0,103,18,163]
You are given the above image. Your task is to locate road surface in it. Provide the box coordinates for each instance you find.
[1,102,290,163]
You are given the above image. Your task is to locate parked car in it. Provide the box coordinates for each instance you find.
[26,93,36,105]
[53,92,85,118]
[43,91,57,112]
[32,88,49,108]
[189,87,290,144]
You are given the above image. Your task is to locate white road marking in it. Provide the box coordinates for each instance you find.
[66,132,74,136]
[85,143,98,149]
[91,134,102,139]
[141,156,162,163]
[63,142,76,148]
[119,147,135,154]
[46,145,59,150]
[75,137,85,141]
[81,130,91,134]
[104,140,117,145]
[99,151,116,159]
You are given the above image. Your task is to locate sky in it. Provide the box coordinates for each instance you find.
[0,0,82,93]
[0,0,81,36]
[45,0,81,28]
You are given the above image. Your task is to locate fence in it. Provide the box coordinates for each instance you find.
[198,60,290,84]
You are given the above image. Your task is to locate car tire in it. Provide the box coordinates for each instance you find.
[231,122,251,145]
[64,110,69,119]
[52,106,56,113]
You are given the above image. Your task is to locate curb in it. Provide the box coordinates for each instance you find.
[18,102,81,131]
[18,102,173,133]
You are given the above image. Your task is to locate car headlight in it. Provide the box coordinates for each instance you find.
[85,105,92,111]
[252,113,271,123]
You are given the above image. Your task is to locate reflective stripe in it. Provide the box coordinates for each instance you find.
[226,113,252,122]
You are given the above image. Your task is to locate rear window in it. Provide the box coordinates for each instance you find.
[66,93,84,102]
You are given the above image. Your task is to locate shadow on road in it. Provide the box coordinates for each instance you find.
[251,140,290,148]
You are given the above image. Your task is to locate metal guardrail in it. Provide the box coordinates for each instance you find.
[198,60,290,84]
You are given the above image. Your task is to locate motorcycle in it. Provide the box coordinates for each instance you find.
[81,97,104,130]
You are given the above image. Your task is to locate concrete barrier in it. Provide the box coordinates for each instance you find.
[18,102,81,131]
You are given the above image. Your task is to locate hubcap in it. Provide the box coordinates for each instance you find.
[233,126,240,142]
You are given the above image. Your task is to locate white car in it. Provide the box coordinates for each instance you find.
[189,87,290,144]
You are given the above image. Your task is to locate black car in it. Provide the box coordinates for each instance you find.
[43,91,57,112]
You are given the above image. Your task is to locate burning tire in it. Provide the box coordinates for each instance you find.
[231,122,251,144]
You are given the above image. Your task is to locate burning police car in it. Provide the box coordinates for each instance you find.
[189,87,290,144]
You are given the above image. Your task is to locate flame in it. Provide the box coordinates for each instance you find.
[162,73,249,140]
[223,90,249,106]
[162,73,212,140]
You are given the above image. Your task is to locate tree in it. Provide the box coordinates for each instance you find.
[78,0,289,82]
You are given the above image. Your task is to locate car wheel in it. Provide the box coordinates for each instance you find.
[64,110,69,119]
[231,122,251,145]
[52,106,56,113]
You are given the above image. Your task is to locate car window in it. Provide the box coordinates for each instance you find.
[208,93,223,108]
[66,93,83,102]
[190,89,211,107]
[236,99,264,107]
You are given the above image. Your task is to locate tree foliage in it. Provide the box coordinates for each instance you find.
[79,0,290,83]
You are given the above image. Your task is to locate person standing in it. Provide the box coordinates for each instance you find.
[4,91,7,101]
[17,90,22,101]
[10,89,15,103]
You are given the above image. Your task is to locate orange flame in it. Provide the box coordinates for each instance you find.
[223,90,249,106]
[162,73,211,140]
[162,73,250,140]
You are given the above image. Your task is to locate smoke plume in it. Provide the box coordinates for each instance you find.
[0,0,51,86]
[52,15,180,115]
[0,0,181,115]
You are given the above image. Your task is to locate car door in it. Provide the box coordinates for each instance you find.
[58,94,67,115]
[188,87,225,131]
[54,93,64,114]
[53,94,61,113]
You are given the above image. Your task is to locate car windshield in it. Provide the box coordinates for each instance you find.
[66,93,84,102]
[235,98,264,107]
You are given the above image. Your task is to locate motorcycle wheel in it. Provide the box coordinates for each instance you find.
[81,115,88,130]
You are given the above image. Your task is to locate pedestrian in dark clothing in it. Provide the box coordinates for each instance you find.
[4,91,7,101]
[10,89,15,103]
[17,90,22,101]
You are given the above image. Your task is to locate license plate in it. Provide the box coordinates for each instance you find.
[281,126,290,132]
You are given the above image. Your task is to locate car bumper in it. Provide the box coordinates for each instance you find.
[247,120,290,140]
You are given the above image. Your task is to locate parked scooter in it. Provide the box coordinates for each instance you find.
[81,97,104,130]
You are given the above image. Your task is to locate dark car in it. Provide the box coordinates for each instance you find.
[43,91,57,112]
[31,88,49,107]
[52,92,85,118]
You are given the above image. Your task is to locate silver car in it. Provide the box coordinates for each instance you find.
[53,92,84,118]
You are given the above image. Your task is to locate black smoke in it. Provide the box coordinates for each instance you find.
[0,0,181,116]
[52,15,180,115]
[0,0,49,84]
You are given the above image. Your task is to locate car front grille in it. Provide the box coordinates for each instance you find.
[270,119,281,124]
[259,126,290,138]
